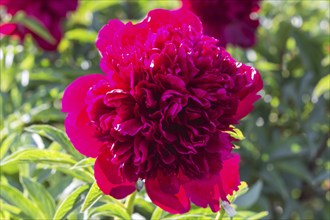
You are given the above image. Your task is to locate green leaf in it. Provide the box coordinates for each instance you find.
[134,197,155,218]
[71,158,95,170]
[164,214,212,220]
[0,183,44,219]
[234,180,263,208]
[55,167,94,183]
[246,211,269,220]
[89,203,130,220]
[65,29,97,43]
[151,206,163,220]
[313,74,330,98]
[0,133,17,160]
[163,205,215,220]
[78,0,119,14]
[12,12,56,44]
[25,125,83,160]
[21,177,56,219]
[235,211,269,220]
[53,185,89,220]
[0,148,76,166]
[0,199,25,218]
[80,182,103,212]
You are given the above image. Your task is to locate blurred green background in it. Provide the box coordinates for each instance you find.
[0,1,329,219]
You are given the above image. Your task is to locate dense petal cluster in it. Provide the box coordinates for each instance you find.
[0,0,78,51]
[182,0,260,48]
[62,9,262,214]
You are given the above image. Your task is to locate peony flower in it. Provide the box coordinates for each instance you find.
[62,9,262,214]
[181,0,261,48]
[0,0,78,51]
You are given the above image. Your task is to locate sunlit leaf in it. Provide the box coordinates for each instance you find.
[53,185,89,220]
[88,203,130,220]
[80,182,103,212]
[151,206,163,220]
[0,183,44,219]
[235,211,269,220]
[40,166,94,183]
[246,211,269,220]
[0,133,18,160]
[65,29,97,43]
[0,148,76,166]
[71,158,95,170]
[21,177,56,219]
[0,199,26,218]
[313,74,330,99]
[25,125,83,160]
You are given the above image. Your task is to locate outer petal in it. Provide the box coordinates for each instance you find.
[235,70,263,120]
[219,154,240,197]
[62,74,106,112]
[65,109,103,158]
[145,174,190,214]
[62,74,107,157]
[95,150,136,199]
[183,174,221,212]
[183,154,240,212]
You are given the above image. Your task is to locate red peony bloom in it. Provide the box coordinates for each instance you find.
[62,9,262,214]
[0,0,78,51]
[182,0,260,48]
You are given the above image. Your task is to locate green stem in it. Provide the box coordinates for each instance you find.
[215,208,225,220]
[125,191,137,216]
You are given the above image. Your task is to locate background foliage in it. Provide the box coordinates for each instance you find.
[0,1,329,219]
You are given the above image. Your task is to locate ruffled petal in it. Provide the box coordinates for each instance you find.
[64,109,104,158]
[118,119,143,136]
[219,154,240,197]
[146,9,202,33]
[62,74,107,112]
[145,174,190,214]
[183,174,221,212]
[183,154,240,212]
[96,19,125,54]
[94,150,136,199]
[235,68,263,120]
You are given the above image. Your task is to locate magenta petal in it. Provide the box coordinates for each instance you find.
[183,154,240,212]
[96,19,124,54]
[118,119,143,136]
[183,174,221,212]
[235,71,263,120]
[94,150,136,199]
[145,175,190,214]
[64,109,103,158]
[147,9,202,33]
[62,74,107,113]
[206,132,232,153]
[219,154,240,197]
[0,23,17,35]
